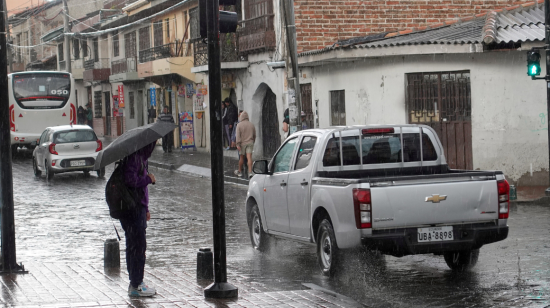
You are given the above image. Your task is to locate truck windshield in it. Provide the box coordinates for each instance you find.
[323,133,437,166]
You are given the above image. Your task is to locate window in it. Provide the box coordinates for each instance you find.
[189,8,199,39]
[322,133,437,167]
[58,43,64,62]
[154,21,163,46]
[125,31,137,58]
[73,39,80,59]
[165,18,170,41]
[139,27,151,51]
[295,136,317,170]
[54,130,97,143]
[330,90,345,126]
[93,38,99,62]
[82,40,88,57]
[113,31,119,57]
[272,138,298,173]
[39,130,48,144]
[129,92,135,119]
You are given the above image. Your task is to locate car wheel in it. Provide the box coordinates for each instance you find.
[45,161,54,180]
[83,170,90,177]
[96,167,105,178]
[33,157,42,177]
[249,204,269,252]
[317,218,339,276]
[443,249,480,271]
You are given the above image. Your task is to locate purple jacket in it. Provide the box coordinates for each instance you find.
[123,142,155,212]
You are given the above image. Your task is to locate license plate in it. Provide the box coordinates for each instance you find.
[70,160,86,167]
[417,226,454,242]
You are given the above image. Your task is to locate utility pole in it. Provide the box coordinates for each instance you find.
[203,0,238,299]
[281,0,301,133]
[2,0,12,73]
[63,0,71,73]
[546,0,550,195]
[0,0,25,274]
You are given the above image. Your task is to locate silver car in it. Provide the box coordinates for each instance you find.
[32,125,105,180]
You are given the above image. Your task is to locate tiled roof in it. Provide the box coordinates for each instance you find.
[299,0,545,57]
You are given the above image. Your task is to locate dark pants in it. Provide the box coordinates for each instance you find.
[162,131,173,152]
[120,207,147,288]
[87,119,93,128]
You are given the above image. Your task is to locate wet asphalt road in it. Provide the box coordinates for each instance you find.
[10,149,550,307]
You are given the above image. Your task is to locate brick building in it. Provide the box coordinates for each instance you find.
[294,0,536,52]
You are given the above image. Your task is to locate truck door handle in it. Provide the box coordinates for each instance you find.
[280,182,287,187]
[301,181,309,186]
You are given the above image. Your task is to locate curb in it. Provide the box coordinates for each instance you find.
[149,161,176,170]
[511,196,550,205]
[150,160,250,186]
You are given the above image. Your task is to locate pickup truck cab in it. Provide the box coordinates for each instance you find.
[246,125,509,275]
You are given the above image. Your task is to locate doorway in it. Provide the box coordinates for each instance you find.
[104,92,111,136]
[261,87,279,158]
[137,90,144,126]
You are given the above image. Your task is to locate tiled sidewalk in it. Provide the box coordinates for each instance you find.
[1,262,362,308]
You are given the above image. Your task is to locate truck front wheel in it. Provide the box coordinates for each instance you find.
[249,204,269,252]
[443,249,479,271]
[317,219,339,276]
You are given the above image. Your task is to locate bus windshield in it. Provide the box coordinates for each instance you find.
[12,73,71,109]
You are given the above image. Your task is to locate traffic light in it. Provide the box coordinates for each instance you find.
[199,0,239,39]
[527,50,541,77]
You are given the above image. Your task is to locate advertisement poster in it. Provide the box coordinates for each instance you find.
[118,85,125,108]
[149,87,156,107]
[179,112,195,149]
[112,95,120,117]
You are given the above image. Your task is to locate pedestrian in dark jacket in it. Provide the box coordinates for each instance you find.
[121,142,157,297]
[77,106,85,124]
[86,103,93,128]
[157,106,174,152]
[223,98,237,150]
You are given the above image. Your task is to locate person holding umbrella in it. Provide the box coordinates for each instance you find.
[95,121,177,297]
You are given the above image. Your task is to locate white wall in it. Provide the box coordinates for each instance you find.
[310,50,548,185]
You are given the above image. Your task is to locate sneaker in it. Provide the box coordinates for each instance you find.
[249,172,255,179]
[234,170,242,177]
[224,146,230,150]
[128,282,156,297]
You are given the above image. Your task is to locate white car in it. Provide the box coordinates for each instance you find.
[32,125,105,180]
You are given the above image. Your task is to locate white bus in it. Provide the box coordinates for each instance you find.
[9,71,77,153]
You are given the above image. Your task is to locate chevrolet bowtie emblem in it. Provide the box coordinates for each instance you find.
[425,194,447,203]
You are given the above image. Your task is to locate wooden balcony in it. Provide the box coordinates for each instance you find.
[238,14,276,54]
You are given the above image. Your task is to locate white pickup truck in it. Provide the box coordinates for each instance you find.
[246,125,510,275]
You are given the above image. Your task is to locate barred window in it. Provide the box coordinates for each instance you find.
[94,91,102,118]
[129,92,135,119]
[125,31,137,58]
[113,31,119,57]
[330,90,345,126]
[139,27,150,51]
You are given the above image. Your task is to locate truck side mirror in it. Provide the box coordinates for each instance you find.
[253,160,270,175]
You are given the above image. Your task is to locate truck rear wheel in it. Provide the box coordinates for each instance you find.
[317,219,339,276]
[443,249,479,271]
[249,204,269,252]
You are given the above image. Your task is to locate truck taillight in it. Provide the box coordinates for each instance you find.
[353,188,372,229]
[96,140,102,152]
[497,179,510,219]
[49,143,58,155]
[9,105,15,132]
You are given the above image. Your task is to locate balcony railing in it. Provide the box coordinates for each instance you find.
[139,42,185,63]
[193,33,245,67]
[238,14,276,54]
[111,57,137,74]
[84,58,110,70]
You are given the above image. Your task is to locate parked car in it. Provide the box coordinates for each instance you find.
[246,125,510,275]
[32,125,105,180]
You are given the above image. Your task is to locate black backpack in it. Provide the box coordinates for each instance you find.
[105,161,142,219]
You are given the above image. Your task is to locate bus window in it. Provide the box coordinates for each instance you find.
[12,73,71,109]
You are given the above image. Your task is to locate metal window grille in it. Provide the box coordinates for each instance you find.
[406,71,471,123]
[73,39,80,59]
[58,43,64,62]
[113,31,119,57]
[165,18,170,41]
[93,38,99,62]
[189,7,199,39]
[125,31,137,58]
[82,40,88,58]
[129,92,135,119]
[330,90,345,126]
[139,27,151,51]
[244,0,272,18]
[94,91,102,118]
[154,21,163,47]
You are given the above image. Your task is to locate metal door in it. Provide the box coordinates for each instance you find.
[261,87,279,158]
[104,92,111,136]
[406,71,472,169]
[137,90,144,126]
[300,83,313,129]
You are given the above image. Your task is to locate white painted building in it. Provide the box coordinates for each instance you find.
[298,4,549,186]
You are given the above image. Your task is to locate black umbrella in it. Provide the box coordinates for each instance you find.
[94,121,178,170]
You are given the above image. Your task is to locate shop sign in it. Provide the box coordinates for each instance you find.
[118,85,125,108]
